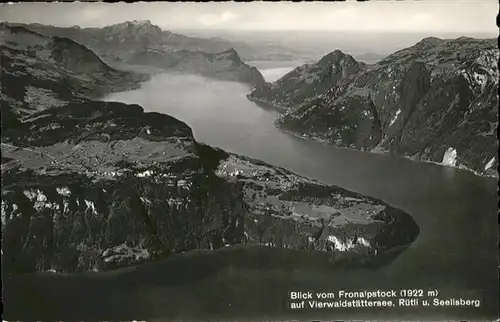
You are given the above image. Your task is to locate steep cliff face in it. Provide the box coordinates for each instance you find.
[9,21,265,88]
[249,37,499,176]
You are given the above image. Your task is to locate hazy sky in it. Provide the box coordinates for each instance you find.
[1,1,498,34]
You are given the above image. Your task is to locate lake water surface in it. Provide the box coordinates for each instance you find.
[6,68,498,321]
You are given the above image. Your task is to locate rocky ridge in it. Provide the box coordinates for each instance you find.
[0,23,148,121]
[126,47,265,86]
[248,37,499,177]
[1,23,419,274]
[12,21,233,55]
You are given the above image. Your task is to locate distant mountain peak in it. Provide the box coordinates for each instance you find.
[214,48,242,63]
[415,36,443,47]
[129,20,153,26]
[105,20,161,32]
[321,49,350,59]
[318,49,358,66]
[219,47,238,54]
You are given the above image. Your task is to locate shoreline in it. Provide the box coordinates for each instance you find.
[248,97,498,180]
[101,71,498,181]
[9,241,413,278]
[281,127,499,179]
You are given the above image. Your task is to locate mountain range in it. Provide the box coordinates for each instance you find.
[1,23,419,274]
[248,36,499,177]
[5,20,266,87]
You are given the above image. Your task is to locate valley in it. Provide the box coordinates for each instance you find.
[1,16,498,321]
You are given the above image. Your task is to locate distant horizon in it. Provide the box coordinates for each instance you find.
[2,19,497,41]
[171,27,498,37]
[1,1,497,34]
[2,18,496,61]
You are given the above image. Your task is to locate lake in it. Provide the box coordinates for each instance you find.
[5,66,498,321]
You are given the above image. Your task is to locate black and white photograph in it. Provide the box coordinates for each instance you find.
[0,1,498,321]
